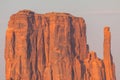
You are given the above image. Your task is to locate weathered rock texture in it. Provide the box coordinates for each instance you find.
[5,10,116,80]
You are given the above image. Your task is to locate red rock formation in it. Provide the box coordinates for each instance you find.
[84,51,106,80]
[5,10,116,80]
[103,27,116,80]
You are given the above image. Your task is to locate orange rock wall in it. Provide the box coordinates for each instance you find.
[5,10,116,80]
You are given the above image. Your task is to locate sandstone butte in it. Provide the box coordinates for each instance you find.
[5,10,116,80]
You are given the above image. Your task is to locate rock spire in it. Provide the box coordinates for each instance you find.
[103,27,116,80]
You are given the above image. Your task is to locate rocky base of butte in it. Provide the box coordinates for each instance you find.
[5,10,116,80]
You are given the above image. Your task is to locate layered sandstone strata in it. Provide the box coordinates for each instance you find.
[5,10,116,80]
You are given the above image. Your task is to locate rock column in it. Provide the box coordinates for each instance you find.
[103,27,116,80]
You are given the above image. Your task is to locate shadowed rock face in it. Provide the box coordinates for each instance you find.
[5,10,116,80]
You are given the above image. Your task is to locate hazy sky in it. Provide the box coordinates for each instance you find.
[0,0,120,80]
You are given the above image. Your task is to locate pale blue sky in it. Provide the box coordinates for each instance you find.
[0,0,120,80]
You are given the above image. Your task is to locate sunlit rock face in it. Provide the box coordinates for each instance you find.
[5,10,116,80]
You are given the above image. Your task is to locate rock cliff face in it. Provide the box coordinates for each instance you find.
[5,10,116,80]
